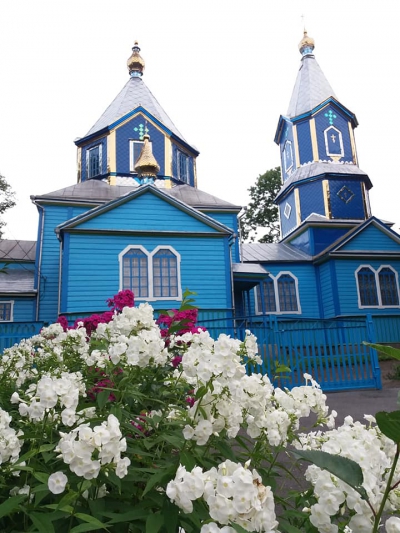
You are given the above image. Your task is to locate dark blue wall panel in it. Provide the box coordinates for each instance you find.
[329,179,365,219]
[299,181,325,220]
[314,105,353,163]
[296,120,313,165]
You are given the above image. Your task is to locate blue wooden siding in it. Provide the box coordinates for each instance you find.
[318,262,335,317]
[208,212,240,262]
[0,297,36,322]
[81,137,107,181]
[0,262,35,271]
[116,116,165,176]
[299,181,325,220]
[329,180,365,219]
[75,192,221,233]
[61,234,231,315]
[339,224,400,252]
[288,229,312,255]
[296,119,313,165]
[38,205,92,322]
[335,259,400,315]
[314,106,353,163]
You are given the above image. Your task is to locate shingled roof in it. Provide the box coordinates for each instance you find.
[0,240,36,261]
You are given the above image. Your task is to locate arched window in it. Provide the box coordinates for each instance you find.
[121,247,148,297]
[119,245,181,301]
[255,272,300,314]
[356,265,399,308]
[153,248,178,298]
[277,274,298,312]
[379,267,399,306]
[357,267,378,306]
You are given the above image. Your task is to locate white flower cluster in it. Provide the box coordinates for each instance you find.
[12,371,86,425]
[57,414,130,480]
[174,330,333,447]
[296,415,399,532]
[0,408,22,465]
[92,304,168,368]
[166,460,278,532]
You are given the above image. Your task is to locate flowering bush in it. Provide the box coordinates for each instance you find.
[0,291,399,532]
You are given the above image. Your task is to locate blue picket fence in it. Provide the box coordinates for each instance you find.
[201,315,382,391]
[0,322,44,353]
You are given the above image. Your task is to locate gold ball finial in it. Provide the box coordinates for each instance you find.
[299,30,315,56]
[134,133,160,180]
[127,41,145,77]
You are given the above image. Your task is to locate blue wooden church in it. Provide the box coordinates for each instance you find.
[1,34,399,389]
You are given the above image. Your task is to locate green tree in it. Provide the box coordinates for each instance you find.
[0,173,16,238]
[241,166,281,243]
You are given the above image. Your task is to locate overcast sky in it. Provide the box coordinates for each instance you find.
[1,0,399,241]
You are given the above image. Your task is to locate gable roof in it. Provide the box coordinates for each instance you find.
[55,184,234,236]
[83,77,185,141]
[314,217,400,261]
[0,240,36,261]
[32,180,241,211]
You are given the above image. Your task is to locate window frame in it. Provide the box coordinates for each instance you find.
[86,144,102,179]
[356,264,400,309]
[176,149,190,183]
[119,245,182,301]
[0,300,14,322]
[129,140,147,173]
[255,272,301,315]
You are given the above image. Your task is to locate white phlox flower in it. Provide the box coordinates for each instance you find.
[167,461,278,532]
[48,472,68,494]
[296,415,399,531]
[56,414,130,480]
[0,408,23,465]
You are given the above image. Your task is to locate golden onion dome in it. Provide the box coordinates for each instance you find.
[299,30,315,56]
[134,134,160,179]
[127,41,145,77]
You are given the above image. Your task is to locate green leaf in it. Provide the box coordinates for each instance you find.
[142,465,176,497]
[0,495,27,519]
[29,512,55,533]
[96,389,110,410]
[146,513,164,533]
[363,342,400,361]
[376,410,400,443]
[39,443,56,452]
[278,517,305,533]
[275,364,291,373]
[179,451,197,470]
[103,507,149,524]
[230,523,249,533]
[163,498,179,533]
[213,439,237,461]
[70,524,108,533]
[33,472,49,484]
[291,450,367,499]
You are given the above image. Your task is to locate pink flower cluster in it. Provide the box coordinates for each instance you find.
[107,290,135,312]
[157,308,206,338]
[56,290,135,336]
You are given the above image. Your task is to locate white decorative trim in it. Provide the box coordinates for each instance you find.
[355,264,400,309]
[254,272,301,315]
[284,202,292,220]
[118,245,182,301]
[0,300,14,322]
[323,125,344,158]
[129,140,146,173]
[283,139,293,174]
[86,144,103,178]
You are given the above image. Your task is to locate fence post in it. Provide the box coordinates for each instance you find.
[366,314,382,390]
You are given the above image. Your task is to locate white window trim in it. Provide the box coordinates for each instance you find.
[283,139,294,174]
[254,272,301,315]
[86,144,103,178]
[119,245,182,301]
[129,140,148,173]
[323,125,344,158]
[355,264,400,309]
[0,300,14,322]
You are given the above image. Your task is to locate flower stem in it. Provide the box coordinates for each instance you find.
[372,442,400,533]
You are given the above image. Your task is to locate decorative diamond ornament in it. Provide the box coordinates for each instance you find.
[284,202,292,219]
[337,185,355,204]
